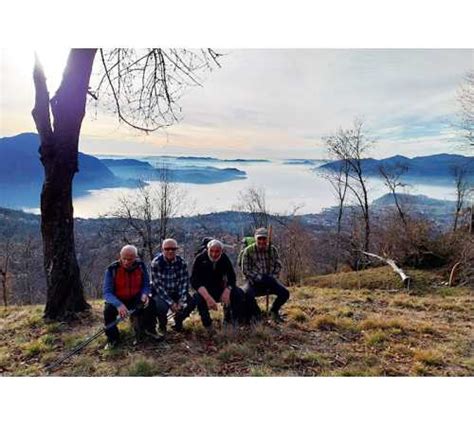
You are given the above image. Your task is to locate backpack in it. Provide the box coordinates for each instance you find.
[237,236,255,270]
[194,237,214,257]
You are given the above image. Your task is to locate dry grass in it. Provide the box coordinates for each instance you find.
[303,266,442,292]
[0,268,472,377]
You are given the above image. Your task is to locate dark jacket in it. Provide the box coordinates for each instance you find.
[103,260,151,308]
[191,251,236,300]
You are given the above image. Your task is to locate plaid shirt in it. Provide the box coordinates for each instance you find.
[151,253,190,306]
[241,243,282,283]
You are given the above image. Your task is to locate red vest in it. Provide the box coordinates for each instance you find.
[114,264,143,301]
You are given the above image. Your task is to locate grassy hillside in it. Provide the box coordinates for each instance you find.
[1,267,472,376]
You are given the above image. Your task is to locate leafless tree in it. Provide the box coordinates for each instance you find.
[155,164,192,243]
[456,69,474,147]
[275,219,315,285]
[19,236,35,305]
[107,165,188,263]
[321,159,350,271]
[457,235,474,286]
[0,236,14,307]
[451,163,471,232]
[379,162,410,227]
[236,186,270,230]
[324,118,373,253]
[31,48,221,319]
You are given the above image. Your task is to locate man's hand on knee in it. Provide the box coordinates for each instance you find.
[118,304,128,318]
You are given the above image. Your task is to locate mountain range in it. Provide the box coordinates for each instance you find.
[1,132,473,212]
[101,158,247,184]
[0,133,122,187]
[318,154,474,181]
[0,133,249,208]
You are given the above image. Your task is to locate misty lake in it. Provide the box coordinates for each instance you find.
[28,159,459,218]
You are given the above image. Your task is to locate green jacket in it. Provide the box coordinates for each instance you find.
[240,243,282,282]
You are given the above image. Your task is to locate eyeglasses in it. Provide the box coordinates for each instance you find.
[164,247,178,251]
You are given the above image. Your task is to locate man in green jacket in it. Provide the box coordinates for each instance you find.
[241,228,289,323]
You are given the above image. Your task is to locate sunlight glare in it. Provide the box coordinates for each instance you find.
[34,48,70,93]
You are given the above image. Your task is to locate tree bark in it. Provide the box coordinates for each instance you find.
[32,49,97,320]
[1,264,8,307]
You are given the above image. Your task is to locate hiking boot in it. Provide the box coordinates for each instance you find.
[132,335,143,346]
[104,340,119,351]
[145,329,164,342]
[205,324,215,337]
[173,320,184,332]
[158,325,167,338]
[271,311,285,323]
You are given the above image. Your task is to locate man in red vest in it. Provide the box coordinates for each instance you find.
[103,245,157,348]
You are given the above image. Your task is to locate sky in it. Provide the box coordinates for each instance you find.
[1,48,473,159]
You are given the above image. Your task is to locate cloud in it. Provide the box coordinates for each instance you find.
[2,48,473,158]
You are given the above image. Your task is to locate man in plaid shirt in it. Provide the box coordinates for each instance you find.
[151,238,196,335]
[241,227,290,323]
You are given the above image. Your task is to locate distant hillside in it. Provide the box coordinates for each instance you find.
[318,154,474,181]
[283,159,326,166]
[102,158,247,184]
[0,133,141,209]
[141,155,269,163]
[373,193,456,209]
[0,133,122,187]
[101,159,155,169]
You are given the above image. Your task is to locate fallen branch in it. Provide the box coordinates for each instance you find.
[448,262,461,287]
[361,251,411,289]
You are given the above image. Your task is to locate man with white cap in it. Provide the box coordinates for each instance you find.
[241,227,289,323]
[191,239,245,331]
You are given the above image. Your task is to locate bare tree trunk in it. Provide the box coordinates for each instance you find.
[451,164,469,232]
[32,49,97,320]
[23,237,33,305]
[362,188,370,253]
[332,164,349,272]
[0,238,11,307]
[470,202,474,234]
[334,206,343,272]
[0,263,8,307]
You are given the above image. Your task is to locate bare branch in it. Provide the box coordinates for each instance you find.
[93,48,221,133]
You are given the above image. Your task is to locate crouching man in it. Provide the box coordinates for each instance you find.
[103,245,158,349]
[191,239,245,332]
[151,238,196,336]
[241,228,290,323]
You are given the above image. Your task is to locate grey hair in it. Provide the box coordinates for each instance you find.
[207,239,224,250]
[120,244,138,257]
[162,238,178,248]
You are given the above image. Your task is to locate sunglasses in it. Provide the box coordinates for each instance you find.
[164,247,178,251]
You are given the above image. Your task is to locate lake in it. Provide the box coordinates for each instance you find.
[45,159,459,218]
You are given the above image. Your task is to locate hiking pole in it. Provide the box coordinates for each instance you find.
[45,305,143,373]
[266,225,273,315]
[165,302,188,323]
